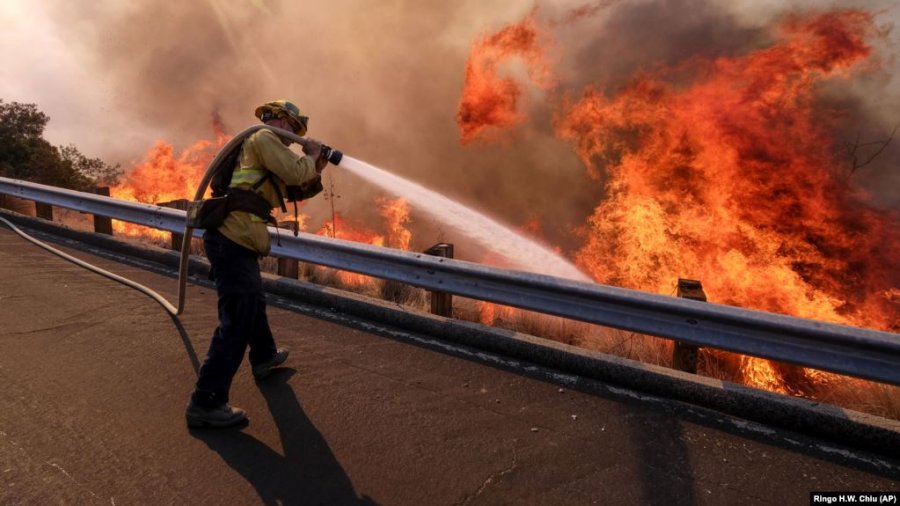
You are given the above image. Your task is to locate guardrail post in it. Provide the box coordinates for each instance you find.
[424,243,454,317]
[277,221,300,279]
[157,199,190,250]
[35,202,53,221]
[93,187,113,235]
[673,278,706,373]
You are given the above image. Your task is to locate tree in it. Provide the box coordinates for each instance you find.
[0,99,120,189]
[59,144,122,186]
[0,100,48,140]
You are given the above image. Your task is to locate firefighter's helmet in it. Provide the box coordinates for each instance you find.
[254,100,308,136]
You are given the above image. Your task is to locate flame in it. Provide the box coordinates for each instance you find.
[317,212,385,246]
[110,118,229,240]
[479,301,498,325]
[461,8,899,393]
[557,10,898,391]
[316,200,414,287]
[557,10,898,328]
[478,301,519,326]
[316,213,384,287]
[456,10,555,144]
[378,197,412,250]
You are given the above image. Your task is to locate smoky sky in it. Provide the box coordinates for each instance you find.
[15,0,900,258]
[557,0,770,90]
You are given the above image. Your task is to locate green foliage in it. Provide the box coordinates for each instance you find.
[0,99,121,190]
[59,144,122,186]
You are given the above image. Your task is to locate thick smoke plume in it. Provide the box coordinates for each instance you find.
[14,0,899,273]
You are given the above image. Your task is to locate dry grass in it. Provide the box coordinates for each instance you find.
[578,328,674,366]
[812,377,900,420]
[450,299,900,421]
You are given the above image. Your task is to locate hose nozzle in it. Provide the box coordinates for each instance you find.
[321,144,343,166]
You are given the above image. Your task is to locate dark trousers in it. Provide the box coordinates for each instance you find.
[192,229,277,408]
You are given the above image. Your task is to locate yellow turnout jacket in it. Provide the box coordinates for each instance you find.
[218,129,320,255]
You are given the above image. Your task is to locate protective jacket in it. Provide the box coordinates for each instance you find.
[218,129,320,255]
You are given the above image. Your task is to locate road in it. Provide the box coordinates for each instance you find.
[0,227,897,505]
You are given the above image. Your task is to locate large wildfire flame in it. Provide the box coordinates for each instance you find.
[558,11,899,328]
[458,8,899,393]
[456,9,555,144]
[110,115,230,240]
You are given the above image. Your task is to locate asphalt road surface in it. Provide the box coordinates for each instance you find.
[0,228,897,505]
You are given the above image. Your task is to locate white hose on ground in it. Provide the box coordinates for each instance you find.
[0,215,179,315]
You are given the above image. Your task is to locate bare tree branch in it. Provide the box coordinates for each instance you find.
[847,126,897,175]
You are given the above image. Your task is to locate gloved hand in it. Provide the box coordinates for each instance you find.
[315,151,329,173]
[302,138,323,160]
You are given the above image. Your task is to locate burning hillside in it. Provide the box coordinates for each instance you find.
[458,7,899,393]
[555,10,899,330]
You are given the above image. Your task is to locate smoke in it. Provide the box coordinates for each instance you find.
[3,0,898,257]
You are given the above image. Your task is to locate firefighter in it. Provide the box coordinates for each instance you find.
[186,100,327,428]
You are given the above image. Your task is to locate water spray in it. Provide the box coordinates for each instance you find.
[335,158,592,283]
[175,123,589,313]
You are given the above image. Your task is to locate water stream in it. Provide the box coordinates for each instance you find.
[339,156,591,282]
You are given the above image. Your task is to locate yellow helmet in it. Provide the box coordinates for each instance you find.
[254,99,309,136]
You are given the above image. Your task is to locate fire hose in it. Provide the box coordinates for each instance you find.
[0,125,342,317]
[0,215,181,314]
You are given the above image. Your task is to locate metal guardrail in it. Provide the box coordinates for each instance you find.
[1,176,899,386]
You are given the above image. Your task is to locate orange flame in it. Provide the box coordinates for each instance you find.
[557,10,898,327]
[316,200,415,287]
[317,212,385,246]
[110,118,229,240]
[461,8,899,393]
[316,213,384,287]
[378,197,412,250]
[479,301,499,325]
[556,10,898,391]
[456,10,555,144]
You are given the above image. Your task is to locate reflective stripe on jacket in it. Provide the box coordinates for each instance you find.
[217,129,318,255]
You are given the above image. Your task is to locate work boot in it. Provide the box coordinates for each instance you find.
[185,402,247,429]
[252,348,290,379]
